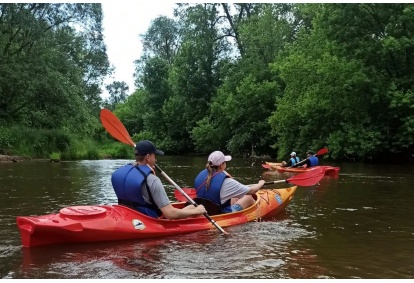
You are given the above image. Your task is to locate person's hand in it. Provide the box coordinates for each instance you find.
[196,204,207,215]
[258,180,266,187]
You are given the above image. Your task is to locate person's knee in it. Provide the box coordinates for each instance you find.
[235,195,255,209]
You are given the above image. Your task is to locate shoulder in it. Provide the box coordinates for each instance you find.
[147,173,162,185]
[223,178,249,191]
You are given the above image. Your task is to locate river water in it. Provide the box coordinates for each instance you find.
[0,156,413,279]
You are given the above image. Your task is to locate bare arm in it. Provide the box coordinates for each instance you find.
[245,180,265,195]
[160,204,206,220]
[281,159,293,167]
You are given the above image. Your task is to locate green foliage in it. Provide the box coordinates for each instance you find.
[103,81,129,111]
[210,75,279,156]
[388,86,414,149]
[191,117,224,153]
[85,149,101,160]
[0,126,16,154]
[4,3,414,162]
[103,143,132,159]
[49,152,61,161]
[0,3,110,136]
[0,126,71,158]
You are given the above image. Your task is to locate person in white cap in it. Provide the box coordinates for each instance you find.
[193,150,265,213]
[281,151,300,167]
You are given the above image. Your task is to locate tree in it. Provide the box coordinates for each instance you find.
[0,3,110,135]
[104,81,129,111]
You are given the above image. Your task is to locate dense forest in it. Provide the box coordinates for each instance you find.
[1,3,413,163]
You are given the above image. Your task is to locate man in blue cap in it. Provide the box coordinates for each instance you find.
[111,140,206,219]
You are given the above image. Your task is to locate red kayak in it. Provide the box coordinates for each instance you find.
[263,162,340,174]
[16,187,297,248]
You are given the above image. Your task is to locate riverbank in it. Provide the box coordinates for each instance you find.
[0,155,28,162]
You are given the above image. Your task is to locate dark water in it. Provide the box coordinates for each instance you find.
[0,156,413,279]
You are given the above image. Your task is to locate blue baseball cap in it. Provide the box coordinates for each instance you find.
[134,140,164,156]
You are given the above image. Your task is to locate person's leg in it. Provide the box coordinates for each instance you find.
[234,195,255,209]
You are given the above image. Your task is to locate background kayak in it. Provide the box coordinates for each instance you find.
[263,162,340,174]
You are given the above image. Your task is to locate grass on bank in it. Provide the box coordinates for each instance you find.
[0,125,134,160]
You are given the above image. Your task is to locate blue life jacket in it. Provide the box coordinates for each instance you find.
[111,164,161,218]
[308,156,319,167]
[194,169,230,211]
[290,157,300,165]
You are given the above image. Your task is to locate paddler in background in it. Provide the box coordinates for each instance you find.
[281,151,300,167]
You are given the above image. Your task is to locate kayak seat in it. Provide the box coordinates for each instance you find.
[186,197,222,216]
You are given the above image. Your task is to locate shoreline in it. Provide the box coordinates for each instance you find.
[0,155,28,162]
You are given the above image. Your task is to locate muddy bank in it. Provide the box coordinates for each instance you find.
[0,155,27,162]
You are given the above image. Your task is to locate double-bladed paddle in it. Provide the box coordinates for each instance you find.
[174,166,325,202]
[100,109,228,235]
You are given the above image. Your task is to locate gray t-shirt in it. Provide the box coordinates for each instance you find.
[219,178,250,205]
[141,174,171,209]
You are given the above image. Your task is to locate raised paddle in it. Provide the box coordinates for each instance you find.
[314,147,328,157]
[99,109,228,235]
[174,166,326,201]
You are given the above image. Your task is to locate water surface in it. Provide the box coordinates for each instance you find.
[1,157,413,278]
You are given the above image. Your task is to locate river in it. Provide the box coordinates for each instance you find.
[1,156,413,279]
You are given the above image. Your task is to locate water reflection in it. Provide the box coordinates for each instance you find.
[17,220,321,279]
[1,158,414,278]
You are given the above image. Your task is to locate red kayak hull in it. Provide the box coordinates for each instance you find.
[16,187,297,248]
[264,162,340,174]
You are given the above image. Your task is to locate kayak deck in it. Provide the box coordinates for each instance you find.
[16,187,297,248]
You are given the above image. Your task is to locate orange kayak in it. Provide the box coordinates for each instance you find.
[16,187,297,248]
[264,162,340,174]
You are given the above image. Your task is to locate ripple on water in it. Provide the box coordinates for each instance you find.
[149,221,315,279]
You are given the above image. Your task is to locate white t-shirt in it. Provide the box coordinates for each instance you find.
[219,178,250,205]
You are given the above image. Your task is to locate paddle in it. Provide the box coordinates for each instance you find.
[175,166,325,201]
[314,148,328,157]
[100,109,228,235]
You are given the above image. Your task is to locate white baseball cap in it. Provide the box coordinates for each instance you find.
[208,151,232,166]
[290,152,296,156]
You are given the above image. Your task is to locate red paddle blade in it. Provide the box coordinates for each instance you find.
[315,148,328,156]
[174,188,196,202]
[100,109,135,147]
[286,167,325,186]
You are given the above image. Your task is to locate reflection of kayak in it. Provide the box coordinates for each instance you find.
[263,162,340,174]
[16,187,297,248]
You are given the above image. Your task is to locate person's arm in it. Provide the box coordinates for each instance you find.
[245,180,266,194]
[281,159,292,167]
[146,175,206,220]
[160,204,206,220]
[220,178,264,202]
